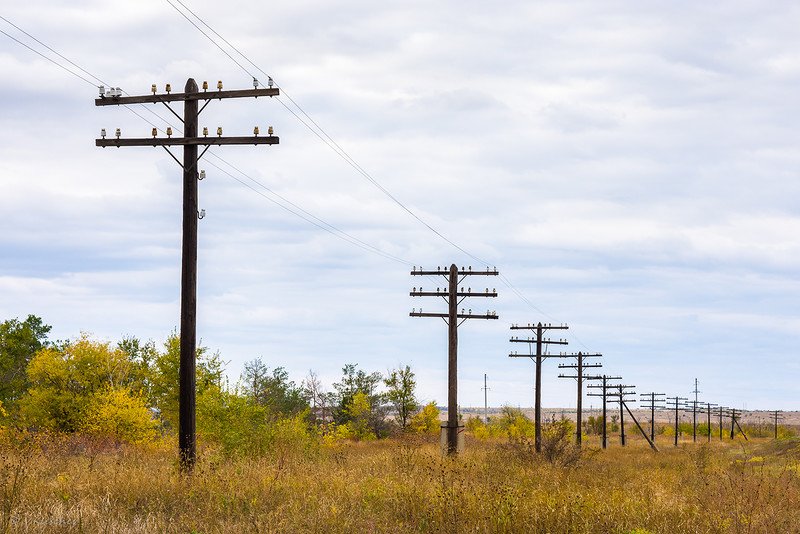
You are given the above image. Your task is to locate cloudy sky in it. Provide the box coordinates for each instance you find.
[1,1,798,411]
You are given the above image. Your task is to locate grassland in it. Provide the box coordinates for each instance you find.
[1,431,799,533]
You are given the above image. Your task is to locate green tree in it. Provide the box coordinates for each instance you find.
[240,357,308,416]
[384,365,418,430]
[339,391,375,440]
[331,364,389,437]
[116,335,159,398]
[0,315,51,409]
[148,333,223,429]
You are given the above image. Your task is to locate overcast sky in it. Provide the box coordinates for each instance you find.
[1,1,798,411]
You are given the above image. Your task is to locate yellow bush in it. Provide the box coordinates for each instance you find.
[80,387,157,444]
[409,402,441,435]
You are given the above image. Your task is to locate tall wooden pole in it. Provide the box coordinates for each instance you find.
[602,377,608,449]
[534,323,543,452]
[650,394,656,442]
[483,373,488,424]
[576,353,583,446]
[94,79,280,473]
[447,263,458,454]
[674,399,679,447]
[619,385,626,446]
[179,78,199,471]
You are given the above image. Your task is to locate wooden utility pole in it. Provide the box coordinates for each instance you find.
[611,384,635,446]
[704,402,717,443]
[587,375,621,449]
[410,264,498,454]
[689,378,702,443]
[639,392,665,443]
[557,352,602,446]
[771,410,784,439]
[96,78,279,471]
[684,399,703,443]
[621,399,659,452]
[717,406,728,440]
[482,374,490,423]
[666,396,688,447]
[508,322,569,452]
[729,408,749,441]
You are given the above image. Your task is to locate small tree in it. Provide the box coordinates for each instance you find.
[20,335,155,442]
[301,370,328,424]
[384,365,418,430]
[409,402,441,435]
[0,315,51,409]
[240,357,307,417]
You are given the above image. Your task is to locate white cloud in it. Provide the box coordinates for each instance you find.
[0,0,798,409]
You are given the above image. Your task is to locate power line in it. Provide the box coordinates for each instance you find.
[162,0,576,332]
[3,14,585,350]
[0,19,413,268]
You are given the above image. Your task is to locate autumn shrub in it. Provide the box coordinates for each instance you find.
[409,401,441,436]
[79,387,157,444]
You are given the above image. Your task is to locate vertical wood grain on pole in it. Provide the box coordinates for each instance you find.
[179,78,199,472]
[674,400,679,447]
[576,353,583,446]
[601,377,607,449]
[650,394,655,442]
[619,386,626,446]
[534,323,543,453]
[447,263,458,454]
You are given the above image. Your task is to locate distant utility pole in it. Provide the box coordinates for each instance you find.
[772,410,784,439]
[587,375,622,449]
[666,396,688,447]
[482,374,490,423]
[717,406,728,440]
[729,408,749,441]
[610,384,635,446]
[689,378,702,443]
[684,399,703,443]
[620,398,659,452]
[95,78,279,472]
[508,322,569,452]
[704,402,717,443]
[639,392,666,443]
[557,352,602,446]
[410,264,498,454]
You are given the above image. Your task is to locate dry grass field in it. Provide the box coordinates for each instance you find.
[1,430,799,533]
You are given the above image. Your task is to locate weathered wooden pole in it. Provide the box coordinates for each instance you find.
[622,401,659,451]
[534,323,543,452]
[576,353,583,446]
[447,263,458,454]
[602,377,608,449]
[178,77,199,471]
[619,385,626,446]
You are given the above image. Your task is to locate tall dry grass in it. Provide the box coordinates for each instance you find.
[0,430,798,533]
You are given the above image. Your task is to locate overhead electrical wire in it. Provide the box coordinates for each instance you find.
[0,16,413,269]
[162,0,592,350]
[0,14,591,351]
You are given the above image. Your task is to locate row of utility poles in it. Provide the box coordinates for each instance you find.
[406,260,785,456]
[94,80,788,470]
[407,264,785,455]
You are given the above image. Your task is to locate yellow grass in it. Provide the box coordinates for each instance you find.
[1,432,798,533]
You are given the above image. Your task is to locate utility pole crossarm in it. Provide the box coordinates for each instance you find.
[95,87,280,106]
[96,136,279,147]
[411,311,498,319]
[410,290,498,297]
[410,267,499,276]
